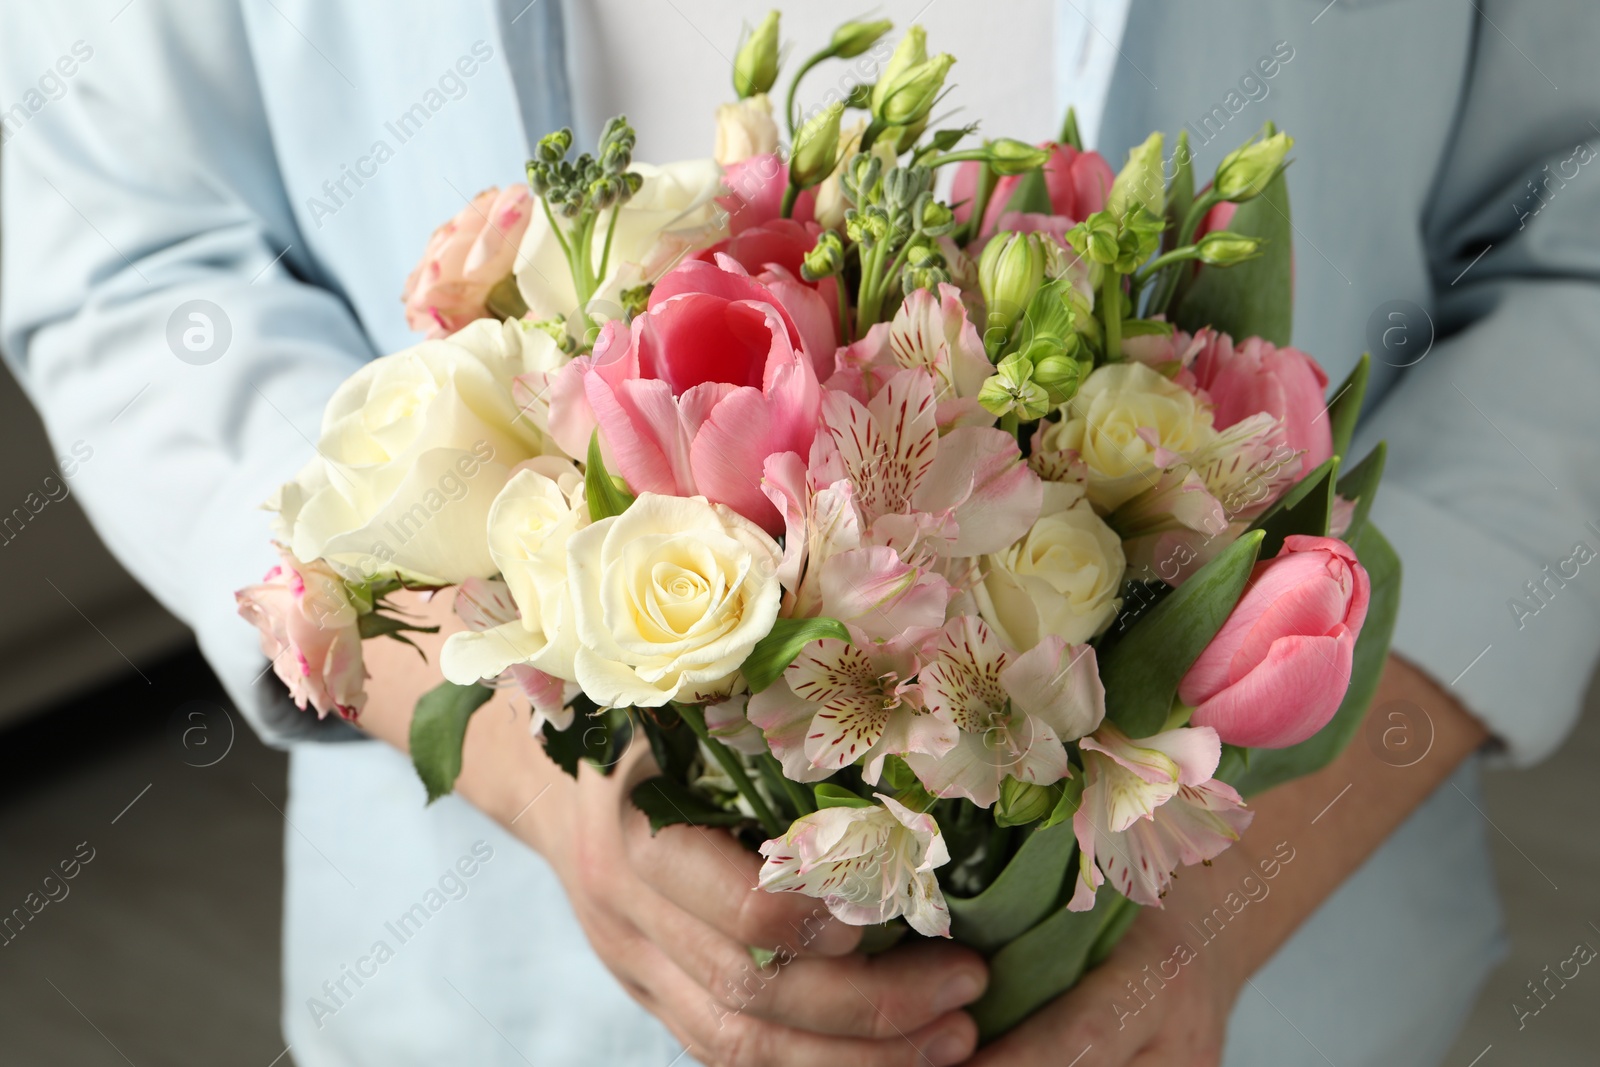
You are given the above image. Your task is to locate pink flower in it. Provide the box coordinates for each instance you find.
[717,153,816,234]
[1191,331,1333,471]
[235,547,366,720]
[402,186,531,338]
[547,257,826,534]
[951,142,1115,240]
[1179,535,1371,748]
[695,218,841,363]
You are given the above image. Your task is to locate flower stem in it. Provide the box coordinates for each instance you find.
[677,704,785,837]
[780,182,799,220]
[1101,269,1122,362]
[784,51,828,139]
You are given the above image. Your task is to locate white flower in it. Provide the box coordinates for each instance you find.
[1042,361,1216,512]
[440,459,587,689]
[974,497,1125,651]
[567,493,782,707]
[714,94,780,166]
[758,795,952,937]
[514,160,727,322]
[271,319,563,584]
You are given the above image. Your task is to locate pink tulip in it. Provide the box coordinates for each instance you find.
[1179,535,1371,748]
[1190,330,1334,471]
[547,257,822,534]
[951,142,1115,240]
[402,185,531,338]
[717,153,816,235]
[695,217,841,359]
[236,547,366,720]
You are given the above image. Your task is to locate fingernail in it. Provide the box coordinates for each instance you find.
[932,971,985,1013]
[924,1031,970,1067]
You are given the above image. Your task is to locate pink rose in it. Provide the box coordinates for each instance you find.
[548,257,823,534]
[402,185,531,338]
[1191,331,1333,470]
[1179,535,1371,748]
[951,142,1115,240]
[236,547,366,720]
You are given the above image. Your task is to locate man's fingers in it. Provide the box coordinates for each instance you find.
[624,813,860,955]
[966,962,1157,1067]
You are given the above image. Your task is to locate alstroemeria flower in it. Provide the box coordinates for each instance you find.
[758,794,952,937]
[1069,722,1252,909]
[904,616,1105,806]
[746,628,955,783]
[449,576,576,732]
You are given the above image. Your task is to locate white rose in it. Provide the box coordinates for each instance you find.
[515,160,727,322]
[440,459,587,686]
[568,494,782,707]
[273,319,563,584]
[1043,362,1215,512]
[975,497,1125,650]
[714,94,780,166]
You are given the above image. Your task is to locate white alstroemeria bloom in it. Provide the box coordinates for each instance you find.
[904,616,1105,806]
[1068,722,1253,909]
[758,795,952,937]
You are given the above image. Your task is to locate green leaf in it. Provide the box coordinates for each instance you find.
[1327,353,1371,461]
[631,776,749,833]
[585,430,635,522]
[1164,129,1194,249]
[1100,530,1265,737]
[1252,455,1338,558]
[1084,890,1140,968]
[539,699,627,778]
[409,681,494,802]
[1225,522,1401,796]
[1058,106,1083,152]
[1039,773,1085,831]
[642,708,700,782]
[968,885,1125,1041]
[1174,165,1292,345]
[1003,166,1054,216]
[741,616,851,693]
[356,611,439,641]
[947,818,1077,952]
[813,783,875,809]
[1335,441,1386,543]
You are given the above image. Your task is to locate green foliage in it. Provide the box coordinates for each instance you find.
[741,617,851,693]
[946,818,1077,952]
[1336,441,1387,543]
[631,776,748,833]
[585,431,635,522]
[409,681,494,802]
[1175,165,1293,345]
[1252,456,1338,558]
[1327,353,1371,460]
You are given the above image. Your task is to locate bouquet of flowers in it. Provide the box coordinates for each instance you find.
[238,13,1397,1039]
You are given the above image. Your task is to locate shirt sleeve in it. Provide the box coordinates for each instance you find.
[1353,1,1600,766]
[1,3,372,745]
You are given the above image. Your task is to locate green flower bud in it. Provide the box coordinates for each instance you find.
[829,18,893,59]
[901,241,949,294]
[1113,206,1166,274]
[870,26,927,113]
[1196,230,1265,266]
[914,193,955,236]
[1106,130,1165,219]
[1024,339,1085,404]
[801,231,846,281]
[536,127,572,165]
[980,232,1046,338]
[845,205,892,249]
[978,353,1050,422]
[619,284,652,319]
[733,10,781,98]
[881,164,927,211]
[988,138,1052,177]
[530,316,577,355]
[841,152,883,206]
[791,102,845,189]
[996,777,1062,827]
[843,82,874,111]
[873,53,955,129]
[1068,211,1120,266]
[1214,131,1294,202]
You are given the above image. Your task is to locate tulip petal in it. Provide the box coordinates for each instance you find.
[1191,629,1355,748]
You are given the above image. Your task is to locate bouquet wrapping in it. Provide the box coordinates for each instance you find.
[239,13,1397,1040]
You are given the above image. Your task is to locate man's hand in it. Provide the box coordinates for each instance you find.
[358,590,989,1067]
[967,654,1490,1066]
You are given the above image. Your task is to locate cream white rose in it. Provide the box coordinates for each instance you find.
[515,160,727,322]
[975,497,1125,650]
[568,493,782,708]
[714,94,780,166]
[272,318,563,585]
[440,459,587,687]
[1043,362,1216,512]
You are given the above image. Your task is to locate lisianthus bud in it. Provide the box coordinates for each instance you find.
[791,102,845,189]
[987,138,1053,177]
[734,10,781,98]
[1215,131,1294,202]
[829,18,893,59]
[901,244,950,293]
[871,26,927,113]
[1106,130,1165,219]
[801,230,846,280]
[978,353,1051,421]
[996,777,1061,827]
[874,53,955,129]
[980,232,1046,336]
[619,284,652,319]
[1197,230,1265,266]
[1113,206,1166,273]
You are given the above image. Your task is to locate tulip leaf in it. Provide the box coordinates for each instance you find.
[1252,455,1339,558]
[1327,353,1371,461]
[631,775,749,834]
[741,616,851,693]
[947,818,1078,952]
[1174,167,1293,345]
[813,783,875,809]
[1084,890,1141,969]
[1224,522,1401,796]
[410,681,494,803]
[586,430,635,522]
[1004,166,1054,217]
[1100,530,1265,738]
[1335,441,1387,543]
[968,885,1126,1040]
